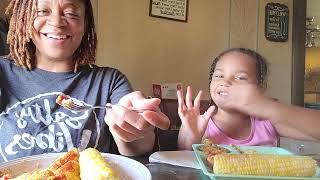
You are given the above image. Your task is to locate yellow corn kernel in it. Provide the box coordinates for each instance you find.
[214,154,317,177]
[79,148,118,180]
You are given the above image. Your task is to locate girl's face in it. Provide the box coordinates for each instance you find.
[32,0,85,63]
[210,52,258,104]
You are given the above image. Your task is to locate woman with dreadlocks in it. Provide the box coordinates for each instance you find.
[0,0,169,162]
[177,48,318,150]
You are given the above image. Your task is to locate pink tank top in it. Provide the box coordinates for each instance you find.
[204,117,279,146]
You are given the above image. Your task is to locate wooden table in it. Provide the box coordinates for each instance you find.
[131,156,210,180]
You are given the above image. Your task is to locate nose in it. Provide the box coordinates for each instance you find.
[47,12,67,27]
[219,79,232,87]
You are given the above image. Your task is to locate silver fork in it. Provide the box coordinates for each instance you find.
[57,99,154,113]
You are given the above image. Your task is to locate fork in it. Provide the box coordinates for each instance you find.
[57,99,155,113]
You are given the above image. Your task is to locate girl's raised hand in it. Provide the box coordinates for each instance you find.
[177,86,216,140]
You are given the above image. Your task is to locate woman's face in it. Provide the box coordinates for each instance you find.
[32,0,85,62]
[210,52,258,105]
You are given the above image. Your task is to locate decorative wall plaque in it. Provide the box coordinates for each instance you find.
[149,0,189,22]
[265,3,289,42]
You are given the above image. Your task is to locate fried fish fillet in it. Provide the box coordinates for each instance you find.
[13,148,80,180]
[48,148,80,180]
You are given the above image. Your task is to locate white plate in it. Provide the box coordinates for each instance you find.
[0,153,151,180]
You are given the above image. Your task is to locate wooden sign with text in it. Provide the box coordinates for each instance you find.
[265,3,289,42]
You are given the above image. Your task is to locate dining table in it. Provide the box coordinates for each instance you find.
[131,151,211,180]
[131,150,320,180]
[145,163,210,180]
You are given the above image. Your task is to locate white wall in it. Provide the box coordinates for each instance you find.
[307,0,320,18]
[95,0,293,104]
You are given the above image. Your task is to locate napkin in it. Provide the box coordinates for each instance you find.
[149,151,201,169]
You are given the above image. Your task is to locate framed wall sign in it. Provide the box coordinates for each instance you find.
[149,0,189,22]
[265,3,289,42]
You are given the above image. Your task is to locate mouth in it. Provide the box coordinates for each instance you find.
[41,33,71,40]
[217,90,228,96]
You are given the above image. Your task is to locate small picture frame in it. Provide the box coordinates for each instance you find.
[149,0,189,22]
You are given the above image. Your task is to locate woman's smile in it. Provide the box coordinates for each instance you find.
[40,32,72,46]
[41,33,71,40]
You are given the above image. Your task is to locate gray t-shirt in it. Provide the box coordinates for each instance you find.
[0,57,133,162]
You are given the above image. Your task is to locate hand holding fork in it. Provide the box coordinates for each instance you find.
[56,91,170,155]
[56,94,155,113]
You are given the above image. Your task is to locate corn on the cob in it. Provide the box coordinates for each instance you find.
[213,154,317,177]
[79,148,118,180]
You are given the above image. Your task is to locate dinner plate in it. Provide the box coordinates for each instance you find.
[0,152,151,180]
[192,144,320,180]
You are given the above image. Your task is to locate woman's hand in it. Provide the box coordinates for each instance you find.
[177,86,216,149]
[104,91,170,155]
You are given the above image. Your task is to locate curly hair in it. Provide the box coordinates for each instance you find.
[208,48,269,105]
[5,0,97,70]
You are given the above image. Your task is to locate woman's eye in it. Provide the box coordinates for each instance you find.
[64,12,80,18]
[37,10,49,16]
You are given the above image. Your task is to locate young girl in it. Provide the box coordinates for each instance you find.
[177,48,315,150]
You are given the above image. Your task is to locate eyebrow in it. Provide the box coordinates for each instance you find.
[37,0,82,8]
[213,68,223,72]
[214,68,250,75]
[62,2,82,9]
[37,0,50,5]
[235,71,249,74]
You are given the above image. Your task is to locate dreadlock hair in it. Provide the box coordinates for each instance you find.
[208,48,269,106]
[5,0,97,71]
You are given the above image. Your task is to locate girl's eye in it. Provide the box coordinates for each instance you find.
[235,76,248,81]
[213,74,223,79]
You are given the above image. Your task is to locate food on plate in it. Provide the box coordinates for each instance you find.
[213,154,317,177]
[0,170,12,179]
[201,144,230,157]
[230,144,257,154]
[199,139,230,157]
[202,138,215,146]
[13,169,56,180]
[1,148,118,180]
[80,148,118,180]
[198,139,230,166]
[12,148,80,180]
[47,148,80,180]
[12,170,56,180]
[56,94,74,109]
